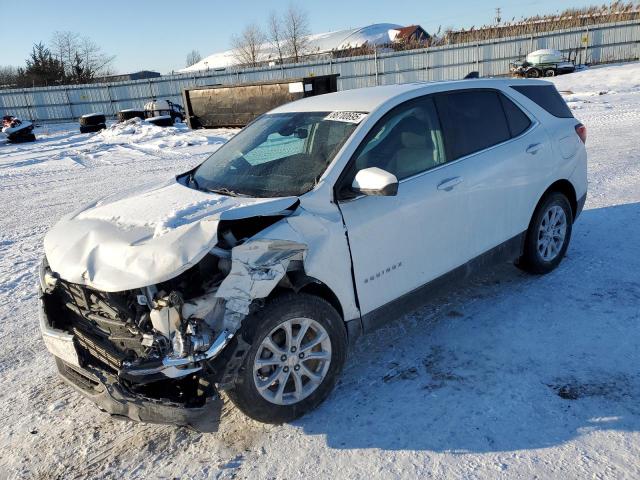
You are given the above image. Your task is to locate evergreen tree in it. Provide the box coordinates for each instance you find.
[23,42,65,87]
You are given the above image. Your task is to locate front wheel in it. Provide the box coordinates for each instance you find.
[518,192,573,274]
[227,293,347,424]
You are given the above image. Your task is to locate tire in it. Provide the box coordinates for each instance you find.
[544,69,556,77]
[79,114,106,126]
[227,293,347,424]
[146,116,174,127]
[526,68,541,78]
[518,192,573,274]
[117,110,145,122]
[7,132,36,143]
[79,123,106,134]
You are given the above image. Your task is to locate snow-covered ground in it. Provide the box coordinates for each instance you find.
[1,63,639,479]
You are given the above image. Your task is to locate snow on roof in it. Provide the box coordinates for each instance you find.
[181,23,403,72]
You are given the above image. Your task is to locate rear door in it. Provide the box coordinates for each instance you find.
[433,88,551,256]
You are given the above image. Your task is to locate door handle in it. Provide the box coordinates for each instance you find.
[437,177,463,192]
[526,143,542,155]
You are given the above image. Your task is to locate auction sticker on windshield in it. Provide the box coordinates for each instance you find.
[324,111,367,124]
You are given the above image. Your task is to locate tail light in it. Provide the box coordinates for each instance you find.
[575,123,587,144]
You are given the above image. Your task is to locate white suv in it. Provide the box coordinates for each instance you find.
[39,79,587,430]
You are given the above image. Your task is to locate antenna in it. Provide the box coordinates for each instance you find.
[495,7,502,24]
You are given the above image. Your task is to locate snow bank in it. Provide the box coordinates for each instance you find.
[549,62,640,114]
[550,62,640,94]
[97,118,208,148]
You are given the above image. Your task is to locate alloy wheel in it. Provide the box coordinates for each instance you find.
[252,317,332,405]
[537,205,567,261]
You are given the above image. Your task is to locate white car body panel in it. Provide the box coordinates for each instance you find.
[339,159,471,313]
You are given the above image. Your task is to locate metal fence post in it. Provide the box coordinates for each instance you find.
[374,47,379,86]
[106,84,116,116]
[584,26,590,64]
[424,48,429,81]
[23,88,35,121]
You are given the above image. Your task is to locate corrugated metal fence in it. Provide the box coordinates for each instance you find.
[1,19,638,123]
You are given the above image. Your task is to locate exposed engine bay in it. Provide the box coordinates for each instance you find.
[39,213,308,427]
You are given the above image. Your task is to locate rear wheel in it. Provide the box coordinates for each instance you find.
[526,68,541,78]
[227,293,347,424]
[518,192,573,274]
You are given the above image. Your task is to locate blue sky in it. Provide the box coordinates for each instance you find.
[2,0,591,74]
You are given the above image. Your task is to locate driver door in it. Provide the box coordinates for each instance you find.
[337,96,472,322]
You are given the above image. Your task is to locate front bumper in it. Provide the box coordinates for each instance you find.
[39,294,223,432]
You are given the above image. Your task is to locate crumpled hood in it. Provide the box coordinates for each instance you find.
[44,178,298,291]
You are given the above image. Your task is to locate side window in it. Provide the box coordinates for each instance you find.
[349,97,447,182]
[499,93,532,138]
[510,85,573,118]
[434,90,510,160]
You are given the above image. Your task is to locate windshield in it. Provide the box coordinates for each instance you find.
[192,112,361,197]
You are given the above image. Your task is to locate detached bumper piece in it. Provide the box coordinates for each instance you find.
[54,357,223,432]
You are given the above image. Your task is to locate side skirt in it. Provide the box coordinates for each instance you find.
[360,232,525,333]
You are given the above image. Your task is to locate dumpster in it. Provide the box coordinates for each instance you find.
[182,74,339,129]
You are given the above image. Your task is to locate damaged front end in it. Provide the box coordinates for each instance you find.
[39,206,306,431]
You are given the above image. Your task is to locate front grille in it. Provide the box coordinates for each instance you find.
[73,327,127,371]
[50,278,147,365]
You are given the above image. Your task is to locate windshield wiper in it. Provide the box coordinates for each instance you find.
[207,187,245,197]
[189,172,200,190]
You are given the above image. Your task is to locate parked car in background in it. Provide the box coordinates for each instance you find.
[39,78,587,431]
[511,49,577,78]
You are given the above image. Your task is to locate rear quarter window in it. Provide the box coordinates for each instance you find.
[499,93,532,137]
[510,84,573,118]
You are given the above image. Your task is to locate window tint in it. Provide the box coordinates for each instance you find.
[511,85,573,118]
[434,90,510,160]
[499,93,532,137]
[349,96,447,182]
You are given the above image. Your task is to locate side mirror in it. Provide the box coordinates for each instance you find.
[351,167,398,196]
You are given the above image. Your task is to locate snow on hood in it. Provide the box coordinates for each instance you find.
[44,178,298,292]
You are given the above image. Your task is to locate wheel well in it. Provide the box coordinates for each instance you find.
[269,274,345,321]
[297,281,344,320]
[541,179,577,220]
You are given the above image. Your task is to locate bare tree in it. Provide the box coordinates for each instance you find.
[231,23,267,67]
[185,49,202,67]
[50,31,80,76]
[283,4,310,63]
[49,31,115,81]
[78,36,116,78]
[0,66,20,89]
[267,11,285,64]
